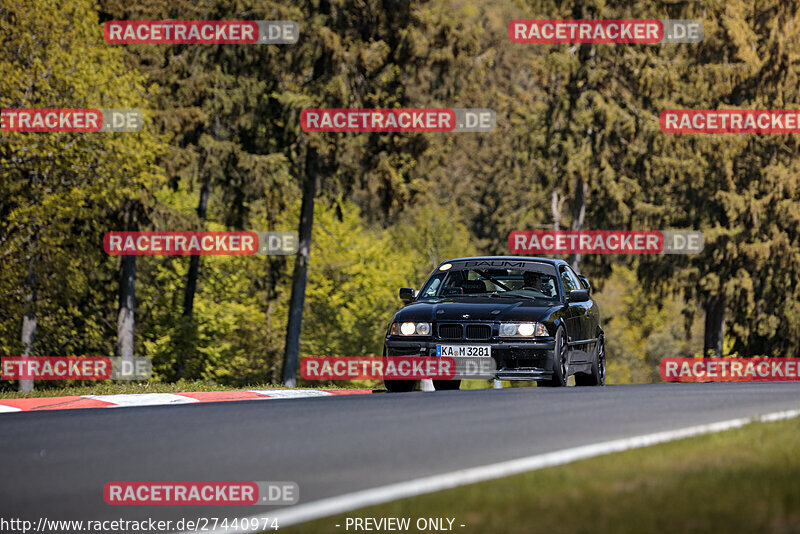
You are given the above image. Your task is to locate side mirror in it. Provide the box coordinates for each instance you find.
[578,275,590,291]
[567,289,590,303]
[399,287,416,304]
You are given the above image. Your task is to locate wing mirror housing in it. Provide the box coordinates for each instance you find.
[578,275,591,292]
[399,287,416,304]
[567,289,590,303]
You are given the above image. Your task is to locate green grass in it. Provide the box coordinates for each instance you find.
[289,416,800,534]
[0,380,367,399]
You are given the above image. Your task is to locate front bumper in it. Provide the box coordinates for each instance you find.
[384,337,556,381]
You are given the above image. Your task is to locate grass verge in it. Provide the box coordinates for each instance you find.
[288,416,800,534]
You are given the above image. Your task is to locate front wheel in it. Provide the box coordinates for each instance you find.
[382,348,416,392]
[537,326,568,387]
[576,336,606,386]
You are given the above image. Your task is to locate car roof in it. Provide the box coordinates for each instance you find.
[440,256,567,267]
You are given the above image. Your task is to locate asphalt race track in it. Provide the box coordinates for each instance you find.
[2,382,800,530]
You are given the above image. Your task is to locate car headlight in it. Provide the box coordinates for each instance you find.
[499,323,518,336]
[390,322,432,336]
[499,322,548,337]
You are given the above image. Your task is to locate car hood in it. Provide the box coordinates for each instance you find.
[394,297,560,323]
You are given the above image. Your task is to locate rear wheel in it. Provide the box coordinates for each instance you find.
[384,379,415,392]
[576,336,606,386]
[538,326,568,387]
[433,380,461,390]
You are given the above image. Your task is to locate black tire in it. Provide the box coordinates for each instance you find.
[537,326,568,387]
[576,336,606,386]
[433,380,461,391]
[384,379,415,392]
[382,348,416,392]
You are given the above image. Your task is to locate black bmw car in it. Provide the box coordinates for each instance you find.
[383,256,605,391]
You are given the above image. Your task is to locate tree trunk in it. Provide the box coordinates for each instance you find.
[282,148,319,387]
[19,263,36,392]
[567,177,587,273]
[116,253,136,363]
[551,188,561,231]
[703,292,725,357]
[183,115,217,318]
[183,176,210,317]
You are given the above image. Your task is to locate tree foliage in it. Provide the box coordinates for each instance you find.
[3,0,799,390]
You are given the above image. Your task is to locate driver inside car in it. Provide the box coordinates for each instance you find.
[522,271,556,297]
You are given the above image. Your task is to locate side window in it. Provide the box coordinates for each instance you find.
[422,277,442,297]
[560,266,579,294]
[420,272,446,296]
[566,267,585,290]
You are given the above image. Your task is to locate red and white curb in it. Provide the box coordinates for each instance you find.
[0,389,373,413]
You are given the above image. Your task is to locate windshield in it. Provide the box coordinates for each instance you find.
[418,267,560,302]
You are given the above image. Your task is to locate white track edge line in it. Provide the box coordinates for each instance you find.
[179,407,800,534]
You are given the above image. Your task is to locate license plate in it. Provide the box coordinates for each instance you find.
[436,345,491,357]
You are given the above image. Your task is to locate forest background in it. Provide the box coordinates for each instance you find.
[2,0,799,391]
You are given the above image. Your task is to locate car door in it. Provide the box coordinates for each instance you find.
[559,265,585,362]
[576,272,600,357]
[560,265,589,362]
